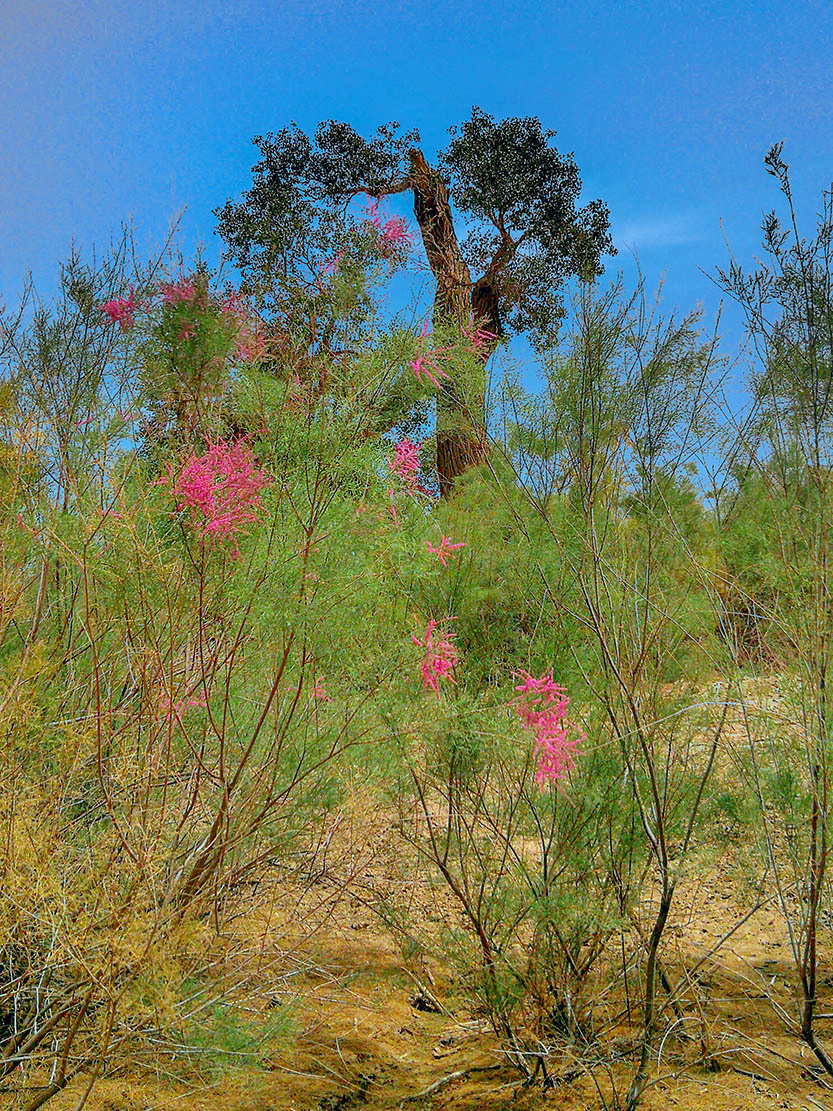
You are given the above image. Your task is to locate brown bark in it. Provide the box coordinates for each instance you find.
[406,149,498,497]
[626,884,674,1110]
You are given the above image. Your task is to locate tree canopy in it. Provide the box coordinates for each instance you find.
[216,108,615,494]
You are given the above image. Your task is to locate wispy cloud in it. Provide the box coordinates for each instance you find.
[614,211,703,252]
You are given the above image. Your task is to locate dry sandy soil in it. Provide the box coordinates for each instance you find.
[37,792,833,1111]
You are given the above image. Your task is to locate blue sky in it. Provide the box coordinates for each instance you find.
[1,0,832,406]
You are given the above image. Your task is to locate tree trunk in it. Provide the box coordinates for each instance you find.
[408,150,497,497]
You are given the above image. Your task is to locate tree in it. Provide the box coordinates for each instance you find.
[216,107,615,496]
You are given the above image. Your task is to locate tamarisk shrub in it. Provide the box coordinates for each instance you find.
[139,269,268,446]
[715,150,833,1080]
[0,239,411,1109]
[496,277,733,1106]
[398,670,632,1086]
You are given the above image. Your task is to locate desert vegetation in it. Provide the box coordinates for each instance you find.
[2,116,833,1109]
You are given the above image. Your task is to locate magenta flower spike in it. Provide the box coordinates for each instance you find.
[410,354,450,389]
[382,216,411,245]
[164,438,271,557]
[511,669,583,786]
[464,317,498,351]
[364,196,412,256]
[426,537,466,567]
[101,288,137,331]
[410,320,453,388]
[411,619,458,697]
[160,278,196,304]
[389,438,421,490]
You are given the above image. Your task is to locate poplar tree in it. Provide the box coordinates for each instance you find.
[216,107,614,495]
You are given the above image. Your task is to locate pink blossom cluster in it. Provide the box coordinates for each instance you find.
[464,318,497,351]
[100,278,267,364]
[411,620,458,697]
[426,536,466,567]
[365,197,413,257]
[389,437,421,488]
[410,323,450,390]
[161,278,197,304]
[387,438,434,505]
[101,289,137,331]
[409,317,498,391]
[164,439,271,556]
[512,670,582,786]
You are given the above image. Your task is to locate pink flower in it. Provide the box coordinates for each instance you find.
[389,438,421,488]
[512,670,567,724]
[160,278,196,304]
[511,670,582,786]
[311,676,331,702]
[410,353,450,389]
[410,321,452,389]
[364,197,412,257]
[162,439,271,556]
[379,216,412,255]
[387,440,435,503]
[178,319,196,342]
[426,536,466,568]
[101,289,136,331]
[411,619,458,697]
[464,317,497,351]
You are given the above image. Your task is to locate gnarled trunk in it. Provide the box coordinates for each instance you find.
[408,150,499,497]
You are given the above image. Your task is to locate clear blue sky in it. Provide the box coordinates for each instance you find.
[1,0,832,404]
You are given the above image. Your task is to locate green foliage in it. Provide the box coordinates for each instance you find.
[11,149,833,1105]
[177,999,295,1079]
[440,107,615,341]
[216,108,614,352]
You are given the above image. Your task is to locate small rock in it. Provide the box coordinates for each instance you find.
[409,989,442,1013]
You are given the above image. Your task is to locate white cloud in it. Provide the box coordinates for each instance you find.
[614,212,703,251]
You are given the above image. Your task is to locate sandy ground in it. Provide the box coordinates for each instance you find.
[34,792,833,1111]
